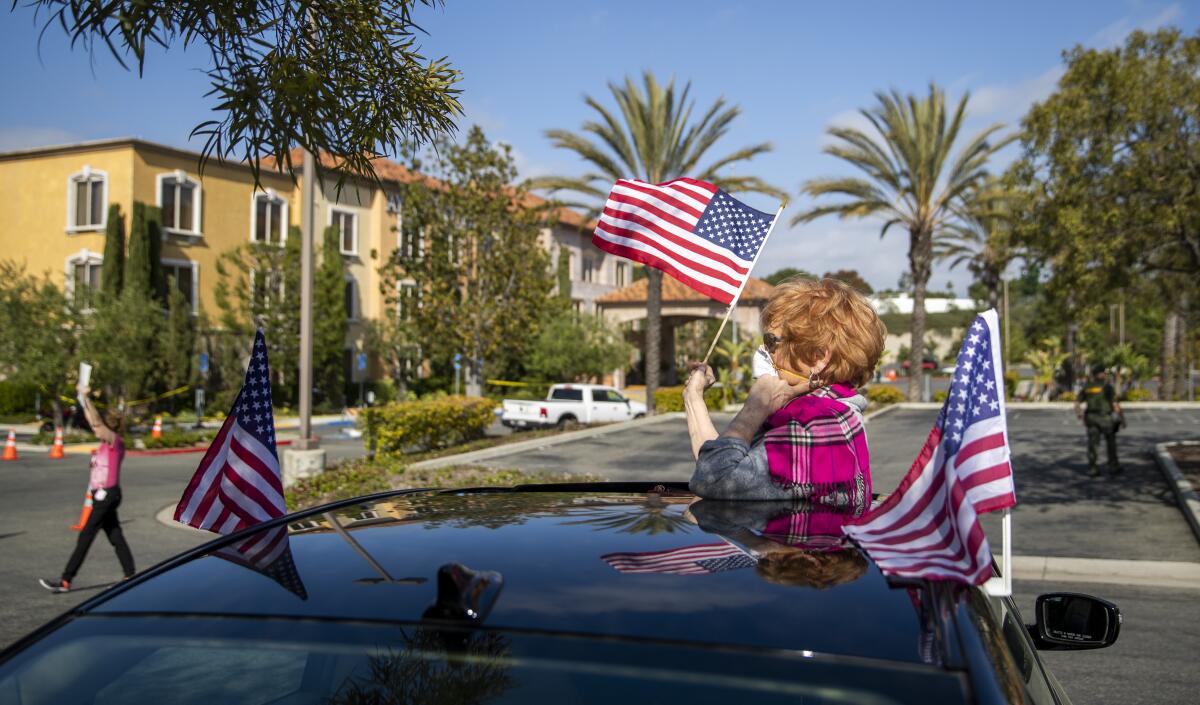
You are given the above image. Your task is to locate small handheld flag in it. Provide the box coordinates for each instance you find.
[175,330,285,535]
[844,310,1016,586]
[593,178,780,305]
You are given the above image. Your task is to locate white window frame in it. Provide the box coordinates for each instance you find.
[344,275,360,321]
[64,249,103,308]
[156,169,203,237]
[396,279,418,321]
[249,189,289,245]
[615,261,628,288]
[65,166,108,233]
[162,258,200,315]
[329,207,359,255]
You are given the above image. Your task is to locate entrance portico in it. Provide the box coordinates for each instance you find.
[596,276,775,387]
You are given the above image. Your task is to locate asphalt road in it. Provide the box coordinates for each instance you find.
[3,408,1198,704]
[0,432,367,650]
[472,405,1200,705]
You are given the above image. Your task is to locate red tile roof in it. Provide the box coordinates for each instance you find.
[597,276,775,305]
[260,149,591,228]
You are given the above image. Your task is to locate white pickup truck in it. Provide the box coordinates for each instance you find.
[500,384,647,430]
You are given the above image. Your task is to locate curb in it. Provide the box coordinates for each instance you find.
[154,504,215,534]
[863,403,901,422]
[409,413,685,470]
[127,439,293,458]
[1154,441,1200,547]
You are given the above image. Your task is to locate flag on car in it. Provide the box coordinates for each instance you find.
[602,542,757,575]
[844,310,1016,585]
[174,329,285,533]
[592,178,778,304]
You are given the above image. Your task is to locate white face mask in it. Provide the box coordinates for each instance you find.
[752,345,776,380]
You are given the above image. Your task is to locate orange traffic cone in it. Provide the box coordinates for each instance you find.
[151,415,163,439]
[70,490,93,531]
[2,429,17,461]
[48,427,65,459]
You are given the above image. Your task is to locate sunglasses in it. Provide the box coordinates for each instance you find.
[763,332,785,353]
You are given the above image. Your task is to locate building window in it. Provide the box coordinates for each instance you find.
[615,262,628,288]
[162,260,198,313]
[344,278,358,319]
[571,299,584,316]
[251,191,288,245]
[331,208,358,255]
[582,256,595,283]
[66,251,102,308]
[157,170,202,235]
[398,282,418,321]
[251,269,285,308]
[66,167,107,232]
[398,220,422,261]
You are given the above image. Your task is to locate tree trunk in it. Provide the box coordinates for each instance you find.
[907,229,931,401]
[1175,295,1189,400]
[1161,311,1178,400]
[51,399,64,431]
[645,269,662,414]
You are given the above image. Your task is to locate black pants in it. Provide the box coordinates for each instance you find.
[63,486,135,582]
[1084,415,1119,472]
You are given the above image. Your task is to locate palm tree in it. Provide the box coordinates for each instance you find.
[533,72,786,413]
[935,177,1017,311]
[795,84,1012,400]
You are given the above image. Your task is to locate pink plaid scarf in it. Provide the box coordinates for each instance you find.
[762,384,871,507]
[762,500,867,551]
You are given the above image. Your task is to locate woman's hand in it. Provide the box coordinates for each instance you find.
[684,362,716,397]
[746,373,812,415]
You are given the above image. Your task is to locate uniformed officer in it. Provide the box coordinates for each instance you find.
[1074,364,1123,477]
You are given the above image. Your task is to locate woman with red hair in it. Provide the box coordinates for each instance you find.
[686,277,886,505]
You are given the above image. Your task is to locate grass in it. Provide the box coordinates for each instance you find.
[285,455,598,511]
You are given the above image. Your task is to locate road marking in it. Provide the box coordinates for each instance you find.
[1013,555,1200,590]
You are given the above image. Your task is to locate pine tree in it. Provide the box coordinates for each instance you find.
[101,204,125,297]
[146,205,166,302]
[125,202,151,297]
[163,277,195,392]
[315,225,347,407]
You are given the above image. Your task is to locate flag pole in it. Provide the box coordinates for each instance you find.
[701,202,786,365]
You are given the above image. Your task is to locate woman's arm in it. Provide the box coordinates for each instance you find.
[724,375,811,443]
[77,387,117,445]
[683,364,718,459]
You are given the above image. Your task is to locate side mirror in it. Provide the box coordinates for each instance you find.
[1029,592,1121,650]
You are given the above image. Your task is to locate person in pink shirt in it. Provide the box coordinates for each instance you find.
[40,384,136,593]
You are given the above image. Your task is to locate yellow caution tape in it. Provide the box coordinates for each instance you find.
[59,384,192,409]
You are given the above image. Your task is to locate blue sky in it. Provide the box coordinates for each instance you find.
[2,1,1193,292]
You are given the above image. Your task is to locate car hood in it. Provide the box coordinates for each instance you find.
[95,489,936,664]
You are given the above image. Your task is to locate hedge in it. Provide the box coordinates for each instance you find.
[143,428,218,449]
[865,385,906,405]
[363,396,497,455]
[0,381,38,415]
[1122,388,1153,402]
[654,386,724,412]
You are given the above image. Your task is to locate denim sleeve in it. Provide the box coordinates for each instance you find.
[689,436,793,500]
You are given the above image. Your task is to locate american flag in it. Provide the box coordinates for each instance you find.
[602,542,757,575]
[844,310,1016,585]
[593,178,777,304]
[174,330,286,536]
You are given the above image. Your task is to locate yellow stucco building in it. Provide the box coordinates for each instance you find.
[0,137,624,389]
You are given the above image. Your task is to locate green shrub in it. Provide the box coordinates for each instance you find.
[1057,391,1077,402]
[1004,370,1019,400]
[654,386,723,412]
[30,429,93,445]
[143,428,218,449]
[866,385,906,405]
[363,396,497,455]
[1121,388,1153,402]
[364,379,397,405]
[933,390,949,402]
[0,381,38,415]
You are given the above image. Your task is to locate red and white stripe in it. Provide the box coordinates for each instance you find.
[593,178,754,304]
[602,542,746,575]
[173,412,285,537]
[844,427,993,584]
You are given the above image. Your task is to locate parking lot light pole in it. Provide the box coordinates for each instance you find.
[297,148,315,452]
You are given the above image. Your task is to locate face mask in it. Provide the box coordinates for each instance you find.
[752,345,776,380]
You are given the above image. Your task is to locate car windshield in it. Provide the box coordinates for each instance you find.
[0,616,966,705]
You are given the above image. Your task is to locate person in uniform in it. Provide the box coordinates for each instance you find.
[1074,364,1123,477]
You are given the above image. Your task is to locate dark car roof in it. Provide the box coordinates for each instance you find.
[90,485,940,666]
